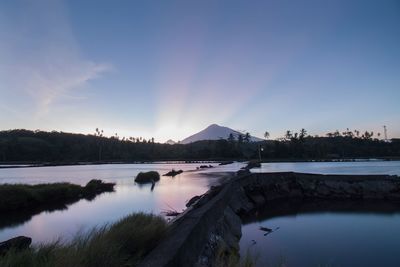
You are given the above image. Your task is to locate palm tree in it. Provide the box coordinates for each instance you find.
[285,130,292,141]
[299,128,307,141]
[244,132,251,142]
[238,134,243,144]
[94,128,104,161]
[228,133,235,142]
[264,131,270,140]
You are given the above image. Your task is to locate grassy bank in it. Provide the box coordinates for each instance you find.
[0,213,167,267]
[0,179,115,213]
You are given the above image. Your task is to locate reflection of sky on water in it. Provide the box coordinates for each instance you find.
[0,162,245,243]
[241,212,400,267]
[252,161,400,175]
[1,161,399,246]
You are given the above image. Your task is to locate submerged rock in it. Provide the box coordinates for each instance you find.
[186,195,201,207]
[219,161,234,166]
[198,165,213,169]
[135,171,160,184]
[163,169,183,177]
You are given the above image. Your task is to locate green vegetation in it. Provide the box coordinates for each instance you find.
[134,171,160,183]
[0,213,167,267]
[0,129,399,162]
[0,180,115,213]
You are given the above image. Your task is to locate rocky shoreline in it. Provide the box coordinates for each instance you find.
[139,172,400,267]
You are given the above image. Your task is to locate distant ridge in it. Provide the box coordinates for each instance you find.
[180,124,263,144]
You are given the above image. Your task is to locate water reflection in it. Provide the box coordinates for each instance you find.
[252,161,400,175]
[241,200,400,267]
[0,162,244,243]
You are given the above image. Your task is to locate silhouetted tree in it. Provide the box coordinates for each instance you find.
[284,130,292,141]
[0,128,398,162]
[228,133,235,142]
[299,128,307,141]
[94,128,104,161]
[238,134,243,144]
[244,132,251,142]
[264,131,270,140]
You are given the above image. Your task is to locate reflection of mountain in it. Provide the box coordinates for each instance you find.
[180,124,263,144]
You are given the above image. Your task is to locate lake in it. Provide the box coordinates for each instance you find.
[251,160,400,175]
[243,161,400,267]
[1,160,400,267]
[0,162,245,243]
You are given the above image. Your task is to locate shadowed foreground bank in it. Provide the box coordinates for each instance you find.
[0,213,167,267]
[0,180,115,214]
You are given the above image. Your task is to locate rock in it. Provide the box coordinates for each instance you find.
[236,169,250,176]
[229,186,254,214]
[163,169,183,177]
[135,171,160,184]
[244,160,261,170]
[219,161,234,166]
[248,192,266,206]
[199,165,213,169]
[186,195,201,207]
[0,236,32,255]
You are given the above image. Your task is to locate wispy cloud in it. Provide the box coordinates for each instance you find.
[0,0,111,118]
[24,60,112,116]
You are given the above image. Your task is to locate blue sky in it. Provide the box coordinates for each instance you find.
[0,0,399,141]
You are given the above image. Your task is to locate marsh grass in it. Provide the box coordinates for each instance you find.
[0,213,167,267]
[0,180,114,213]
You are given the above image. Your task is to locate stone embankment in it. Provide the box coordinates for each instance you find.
[139,172,400,267]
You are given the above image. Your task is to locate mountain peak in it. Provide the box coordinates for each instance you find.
[180,124,263,144]
[165,139,176,145]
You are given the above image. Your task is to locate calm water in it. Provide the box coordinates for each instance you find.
[1,160,400,265]
[0,162,245,243]
[240,204,400,267]
[252,160,400,175]
[244,161,400,267]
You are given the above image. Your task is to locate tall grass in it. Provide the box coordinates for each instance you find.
[0,213,167,267]
[214,247,259,267]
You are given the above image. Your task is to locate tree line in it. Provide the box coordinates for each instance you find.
[0,129,399,163]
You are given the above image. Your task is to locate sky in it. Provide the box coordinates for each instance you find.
[0,0,399,142]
